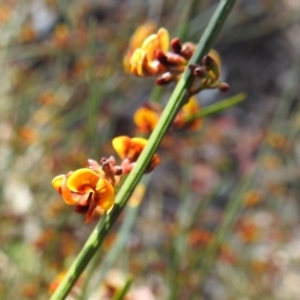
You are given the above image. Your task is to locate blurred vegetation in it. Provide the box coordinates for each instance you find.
[0,0,300,299]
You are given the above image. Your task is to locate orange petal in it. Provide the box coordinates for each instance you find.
[112,136,131,159]
[142,33,159,62]
[66,168,100,193]
[52,175,65,193]
[127,138,147,161]
[130,137,160,172]
[130,48,147,76]
[94,178,115,212]
[129,21,156,49]
[182,96,202,131]
[146,153,160,173]
[133,107,159,132]
[131,137,148,147]
[182,96,200,115]
[60,177,81,205]
[157,27,169,52]
[123,53,132,73]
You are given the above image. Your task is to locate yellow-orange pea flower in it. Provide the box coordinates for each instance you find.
[129,27,169,77]
[123,22,156,73]
[52,168,115,223]
[174,96,202,131]
[112,136,160,173]
[133,106,160,134]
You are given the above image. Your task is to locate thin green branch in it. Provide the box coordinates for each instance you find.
[112,276,133,300]
[186,92,246,122]
[49,1,237,299]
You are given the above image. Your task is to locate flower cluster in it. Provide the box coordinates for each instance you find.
[189,54,229,94]
[125,25,228,94]
[52,136,160,223]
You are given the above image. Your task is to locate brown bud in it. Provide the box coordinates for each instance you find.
[189,64,206,77]
[165,53,186,66]
[203,55,215,68]
[113,166,123,175]
[194,67,206,78]
[156,72,173,85]
[203,55,219,81]
[155,49,169,65]
[218,82,230,92]
[171,38,182,54]
[181,42,195,59]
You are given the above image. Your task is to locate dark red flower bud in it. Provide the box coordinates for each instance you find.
[171,38,182,54]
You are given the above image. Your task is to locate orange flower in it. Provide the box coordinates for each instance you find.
[19,24,36,43]
[188,229,212,248]
[129,27,170,77]
[52,168,115,223]
[243,189,263,207]
[125,25,225,93]
[38,90,56,105]
[173,96,202,131]
[133,104,160,134]
[112,136,160,173]
[123,22,156,73]
[267,131,286,150]
[49,272,66,294]
[236,219,259,243]
[0,4,12,24]
[125,24,228,95]
[53,24,69,48]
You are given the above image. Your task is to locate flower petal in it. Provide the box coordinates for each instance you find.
[133,107,159,133]
[157,27,169,52]
[52,175,65,193]
[142,33,159,62]
[66,168,100,193]
[182,96,200,115]
[130,48,147,76]
[129,21,156,49]
[94,178,115,212]
[60,178,81,205]
[130,137,148,146]
[127,137,147,161]
[112,136,131,159]
[84,201,98,223]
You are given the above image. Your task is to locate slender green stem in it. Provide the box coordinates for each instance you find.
[90,177,150,292]
[185,92,246,122]
[50,1,237,299]
[112,276,133,300]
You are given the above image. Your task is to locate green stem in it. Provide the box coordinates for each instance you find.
[112,276,133,300]
[50,1,237,299]
[185,92,246,122]
[90,177,151,292]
